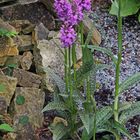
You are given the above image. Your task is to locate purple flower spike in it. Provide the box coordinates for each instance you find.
[60,25,77,48]
[81,0,91,11]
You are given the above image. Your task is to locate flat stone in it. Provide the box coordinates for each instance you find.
[12,87,44,140]
[13,68,42,88]
[83,15,101,45]
[0,73,17,106]
[9,20,33,33]
[20,51,33,70]
[18,35,33,51]
[5,56,21,68]
[0,57,7,66]
[0,97,7,114]
[0,18,16,32]
[32,23,49,45]
[33,39,64,91]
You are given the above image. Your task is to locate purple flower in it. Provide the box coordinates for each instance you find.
[80,0,91,11]
[54,0,77,26]
[54,0,92,47]
[60,25,76,47]
[72,0,84,23]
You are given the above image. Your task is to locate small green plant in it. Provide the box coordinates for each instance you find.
[0,28,17,37]
[110,0,140,22]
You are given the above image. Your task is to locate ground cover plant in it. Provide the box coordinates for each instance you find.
[42,0,140,140]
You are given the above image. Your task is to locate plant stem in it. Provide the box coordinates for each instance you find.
[65,48,68,94]
[87,77,91,102]
[72,44,77,84]
[69,47,73,108]
[80,22,85,63]
[114,0,123,122]
[91,95,96,140]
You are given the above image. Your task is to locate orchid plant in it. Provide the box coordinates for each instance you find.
[42,0,140,140]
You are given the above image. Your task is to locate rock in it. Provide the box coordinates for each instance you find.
[0,0,16,4]
[0,18,16,33]
[83,15,101,45]
[40,0,55,16]
[0,97,7,114]
[0,0,38,8]
[12,87,44,140]
[20,51,33,70]
[0,73,17,107]
[4,55,21,68]
[33,39,64,91]
[0,19,19,57]
[18,35,33,51]
[0,41,19,58]
[33,28,82,91]
[48,31,59,39]
[0,57,7,66]
[19,0,38,5]
[32,23,49,45]
[13,68,42,88]
[9,20,34,34]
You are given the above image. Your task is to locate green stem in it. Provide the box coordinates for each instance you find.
[68,48,72,103]
[72,44,77,85]
[65,48,68,94]
[114,0,122,122]
[80,22,85,63]
[91,95,96,140]
[87,77,91,102]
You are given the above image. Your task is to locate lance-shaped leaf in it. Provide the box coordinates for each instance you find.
[119,72,140,95]
[42,102,67,113]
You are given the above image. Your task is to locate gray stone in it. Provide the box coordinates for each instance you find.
[19,35,33,52]
[33,39,64,91]
[32,23,49,45]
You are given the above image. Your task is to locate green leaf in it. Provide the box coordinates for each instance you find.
[118,102,132,112]
[19,115,29,125]
[81,128,90,140]
[110,0,140,17]
[0,28,17,37]
[119,101,140,124]
[114,121,133,139]
[95,64,112,72]
[8,64,18,68]
[76,61,94,86]
[86,106,113,138]
[79,111,92,134]
[97,122,120,140]
[138,125,140,137]
[43,67,65,93]
[0,124,14,132]
[138,14,140,22]
[86,45,117,65]
[42,102,67,113]
[119,72,140,95]
[96,106,113,127]
[50,123,68,140]
[16,95,25,105]
[0,84,5,92]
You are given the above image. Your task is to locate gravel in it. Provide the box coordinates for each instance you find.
[90,5,140,139]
